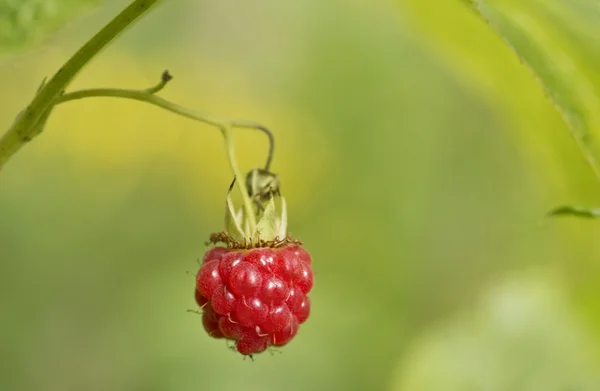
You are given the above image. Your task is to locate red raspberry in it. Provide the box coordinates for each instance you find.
[194,245,314,356]
[203,246,229,264]
[201,306,224,339]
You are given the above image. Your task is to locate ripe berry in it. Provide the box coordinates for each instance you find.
[194,168,313,357]
[202,306,224,339]
[195,244,313,356]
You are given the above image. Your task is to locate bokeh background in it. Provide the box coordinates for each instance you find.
[1,0,600,390]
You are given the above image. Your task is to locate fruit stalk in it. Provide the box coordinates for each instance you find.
[53,70,274,223]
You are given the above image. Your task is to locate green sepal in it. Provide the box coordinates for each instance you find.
[222,173,289,246]
[254,195,288,242]
[224,182,247,242]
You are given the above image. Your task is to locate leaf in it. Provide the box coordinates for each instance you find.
[466,0,600,181]
[0,0,104,57]
[547,205,600,219]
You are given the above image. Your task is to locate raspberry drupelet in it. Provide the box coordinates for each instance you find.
[195,244,313,356]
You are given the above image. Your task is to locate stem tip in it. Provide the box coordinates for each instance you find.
[162,70,173,82]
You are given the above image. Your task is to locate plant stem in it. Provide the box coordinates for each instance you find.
[57,86,224,127]
[0,0,163,171]
[231,121,275,171]
[221,125,258,233]
[55,81,276,169]
[54,72,272,233]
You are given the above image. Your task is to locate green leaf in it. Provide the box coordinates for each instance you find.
[0,0,103,56]
[467,0,600,181]
[547,205,600,219]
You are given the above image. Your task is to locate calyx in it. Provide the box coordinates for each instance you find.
[208,169,299,249]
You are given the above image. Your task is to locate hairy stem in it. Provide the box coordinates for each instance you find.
[0,0,163,171]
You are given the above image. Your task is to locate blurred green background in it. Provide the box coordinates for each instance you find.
[1,0,600,390]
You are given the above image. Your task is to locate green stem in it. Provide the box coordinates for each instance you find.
[221,125,258,233]
[0,0,163,171]
[54,72,272,233]
[231,121,275,171]
[57,86,224,128]
[55,79,275,169]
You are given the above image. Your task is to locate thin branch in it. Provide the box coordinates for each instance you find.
[221,124,258,232]
[56,79,222,128]
[143,70,173,94]
[55,71,276,170]
[231,121,275,171]
[547,205,600,219]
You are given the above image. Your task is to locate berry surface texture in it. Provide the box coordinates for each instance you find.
[195,244,313,357]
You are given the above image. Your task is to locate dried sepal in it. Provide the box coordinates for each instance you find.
[218,171,291,248]
[254,194,288,243]
[224,179,247,243]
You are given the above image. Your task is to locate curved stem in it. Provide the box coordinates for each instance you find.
[55,77,276,170]
[221,125,258,233]
[143,70,173,94]
[231,121,274,171]
[0,0,163,171]
[55,73,270,233]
